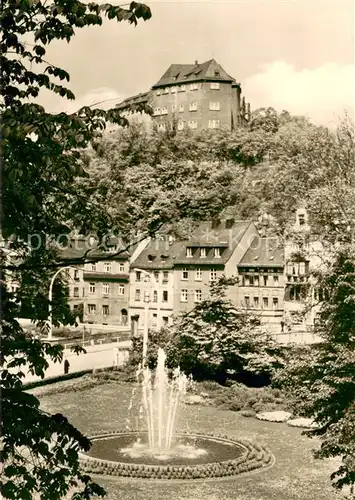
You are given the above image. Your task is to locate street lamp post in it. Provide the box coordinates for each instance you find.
[48,265,79,341]
[134,268,159,367]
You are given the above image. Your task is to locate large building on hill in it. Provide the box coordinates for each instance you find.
[116,59,251,132]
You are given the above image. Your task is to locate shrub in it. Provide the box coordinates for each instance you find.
[241,409,256,418]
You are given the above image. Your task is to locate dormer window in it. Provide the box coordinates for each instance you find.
[214,248,221,258]
[148,255,155,262]
[200,248,206,258]
[214,70,220,76]
[186,247,193,258]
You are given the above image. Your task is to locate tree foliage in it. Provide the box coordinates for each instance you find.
[275,246,355,493]
[1,1,152,498]
[130,276,284,384]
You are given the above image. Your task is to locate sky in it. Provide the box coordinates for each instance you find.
[41,0,355,127]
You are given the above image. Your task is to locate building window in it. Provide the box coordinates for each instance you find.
[244,296,250,308]
[177,120,184,130]
[154,107,161,116]
[190,83,199,91]
[214,248,221,258]
[89,283,95,294]
[263,297,269,309]
[208,119,220,129]
[154,271,159,283]
[200,248,206,258]
[102,305,109,316]
[103,283,110,295]
[189,102,198,111]
[158,123,166,131]
[182,268,188,280]
[104,262,111,272]
[88,304,96,314]
[152,313,157,327]
[74,269,80,281]
[195,289,202,302]
[135,271,141,282]
[179,85,186,92]
[186,247,193,258]
[153,290,158,303]
[210,82,220,90]
[210,269,217,281]
[299,262,306,274]
[209,102,220,111]
[195,268,202,280]
[179,104,184,112]
[273,275,279,285]
[181,289,188,302]
[118,284,125,295]
[163,271,169,284]
[254,275,259,287]
[263,275,268,286]
[171,86,177,93]
[161,106,168,115]
[156,89,161,96]
[162,316,169,326]
[272,297,279,310]
[73,287,79,297]
[163,290,168,302]
[253,296,259,308]
[135,289,141,301]
[163,87,169,94]
[189,120,198,129]
[90,263,96,271]
[119,263,125,272]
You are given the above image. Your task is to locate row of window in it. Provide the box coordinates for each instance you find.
[186,247,222,258]
[135,289,169,302]
[181,289,202,302]
[88,283,125,295]
[154,102,220,116]
[88,304,110,315]
[156,82,220,95]
[242,275,279,287]
[136,270,169,283]
[181,268,217,281]
[84,262,125,273]
[244,296,279,310]
[158,120,220,132]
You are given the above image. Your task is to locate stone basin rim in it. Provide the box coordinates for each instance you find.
[79,429,275,480]
[81,430,249,467]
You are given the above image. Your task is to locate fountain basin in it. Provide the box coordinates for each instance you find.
[80,430,274,480]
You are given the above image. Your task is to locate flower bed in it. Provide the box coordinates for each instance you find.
[79,429,274,480]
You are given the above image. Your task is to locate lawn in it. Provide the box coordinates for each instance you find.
[37,380,342,500]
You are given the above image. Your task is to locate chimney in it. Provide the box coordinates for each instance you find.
[195,60,198,65]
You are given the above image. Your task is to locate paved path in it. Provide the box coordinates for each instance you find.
[21,340,131,384]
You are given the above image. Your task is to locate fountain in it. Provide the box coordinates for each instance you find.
[80,348,274,479]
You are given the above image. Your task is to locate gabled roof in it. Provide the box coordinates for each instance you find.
[152,59,235,88]
[131,220,254,269]
[115,91,151,110]
[238,237,284,268]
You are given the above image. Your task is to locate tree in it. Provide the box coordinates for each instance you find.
[131,277,284,384]
[275,245,355,495]
[1,1,152,498]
